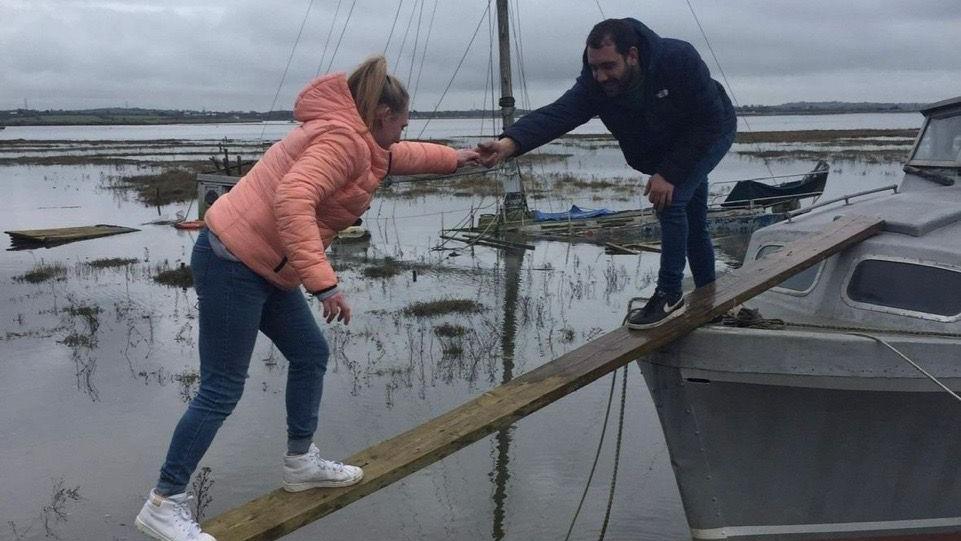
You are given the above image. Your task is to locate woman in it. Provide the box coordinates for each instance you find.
[135,56,479,541]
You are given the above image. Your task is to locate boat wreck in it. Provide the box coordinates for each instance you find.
[642,96,961,540]
[467,161,829,246]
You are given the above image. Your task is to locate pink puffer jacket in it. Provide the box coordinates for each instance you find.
[204,73,458,293]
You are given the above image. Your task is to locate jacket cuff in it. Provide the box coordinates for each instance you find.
[656,163,688,187]
[310,284,339,301]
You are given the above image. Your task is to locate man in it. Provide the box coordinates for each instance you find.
[477,18,736,329]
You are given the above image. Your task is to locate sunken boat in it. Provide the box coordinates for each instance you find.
[641,97,961,540]
[473,161,829,245]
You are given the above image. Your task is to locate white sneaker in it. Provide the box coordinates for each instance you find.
[283,443,364,492]
[135,489,216,541]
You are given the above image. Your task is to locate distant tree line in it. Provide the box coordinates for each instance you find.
[1,102,930,126]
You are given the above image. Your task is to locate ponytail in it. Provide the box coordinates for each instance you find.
[348,55,409,128]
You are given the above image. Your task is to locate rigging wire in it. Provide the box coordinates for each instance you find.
[383,0,405,55]
[315,0,344,77]
[410,0,438,113]
[406,0,427,88]
[594,0,606,18]
[324,0,357,73]
[480,6,495,137]
[259,0,316,142]
[394,0,419,74]
[508,0,532,111]
[417,1,493,139]
[682,0,776,179]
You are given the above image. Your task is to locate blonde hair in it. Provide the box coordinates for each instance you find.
[347,55,409,128]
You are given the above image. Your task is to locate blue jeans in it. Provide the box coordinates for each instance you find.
[155,229,329,496]
[656,131,735,296]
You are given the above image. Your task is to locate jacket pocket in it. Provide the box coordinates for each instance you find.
[273,257,288,273]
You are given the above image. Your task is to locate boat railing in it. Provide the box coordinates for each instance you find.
[786,184,898,221]
[713,190,826,210]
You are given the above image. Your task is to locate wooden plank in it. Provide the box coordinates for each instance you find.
[204,214,883,541]
[5,224,139,245]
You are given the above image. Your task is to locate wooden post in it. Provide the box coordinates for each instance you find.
[203,215,883,541]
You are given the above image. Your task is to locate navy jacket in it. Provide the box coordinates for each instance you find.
[502,18,736,186]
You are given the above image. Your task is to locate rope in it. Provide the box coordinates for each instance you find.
[598,365,628,540]
[409,0,438,110]
[259,0,316,142]
[382,0,405,55]
[405,0,426,88]
[719,308,961,403]
[845,332,961,404]
[594,0,606,18]
[682,0,776,180]
[563,369,617,541]
[324,0,357,73]
[417,1,493,139]
[315,0,344,77]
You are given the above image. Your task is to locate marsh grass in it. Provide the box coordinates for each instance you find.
[86,257,139,269]
[403,299,485,318]
[14,263,66,284]
[434,322,468,337]
[362,257,403,279]
[153,263,193,288]
[120,169,197,206]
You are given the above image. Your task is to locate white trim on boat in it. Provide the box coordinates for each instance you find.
[691,516,961,539]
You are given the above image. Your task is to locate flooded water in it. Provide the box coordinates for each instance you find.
[0,113,920,540]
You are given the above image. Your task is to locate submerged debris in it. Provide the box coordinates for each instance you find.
[362,257,403,279]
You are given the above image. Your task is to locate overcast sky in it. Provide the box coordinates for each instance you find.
[2,0,960,112]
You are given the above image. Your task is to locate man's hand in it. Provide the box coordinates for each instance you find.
[476,138,518,167]
[455,148,480,169]
[644,173,674,211]
[321,292,351,325]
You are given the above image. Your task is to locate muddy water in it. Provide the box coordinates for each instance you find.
[0,116,917,540]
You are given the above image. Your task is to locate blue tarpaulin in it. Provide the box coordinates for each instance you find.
[532,205,615,222]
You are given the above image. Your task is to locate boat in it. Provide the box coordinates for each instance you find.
[467,162,829,245]
[640,96,961,540]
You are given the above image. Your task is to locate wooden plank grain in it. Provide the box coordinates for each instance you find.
[204,214,883,540]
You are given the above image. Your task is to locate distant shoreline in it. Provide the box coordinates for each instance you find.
[1,103,925,127]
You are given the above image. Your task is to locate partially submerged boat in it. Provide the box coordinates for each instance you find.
[473,162,829,245]
[641,97,961,540]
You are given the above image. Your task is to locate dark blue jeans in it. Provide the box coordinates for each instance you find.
[156,229,329,496]
[656,131,736,296]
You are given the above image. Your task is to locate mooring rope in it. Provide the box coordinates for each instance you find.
[598,365,628,541]
[845,332,961,404]
[564,369,617,541]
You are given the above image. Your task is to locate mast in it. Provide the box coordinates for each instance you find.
[495,0,528,219]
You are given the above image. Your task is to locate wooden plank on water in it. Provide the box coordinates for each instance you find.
[5,224,139,245]
[204,214,884,541]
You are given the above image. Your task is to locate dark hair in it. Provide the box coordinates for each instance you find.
[347,55,409,128]
[586,19,639,55]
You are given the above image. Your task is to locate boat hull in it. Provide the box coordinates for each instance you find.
[640,327,961,540]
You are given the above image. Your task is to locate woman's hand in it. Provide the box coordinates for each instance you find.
[321,292,351,325]
[644,173,674,211]
[455,148,481,169]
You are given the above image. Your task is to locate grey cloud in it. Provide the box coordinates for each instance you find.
[2,0,959,110]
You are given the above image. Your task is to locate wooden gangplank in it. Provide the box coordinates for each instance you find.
[204,214,883,540]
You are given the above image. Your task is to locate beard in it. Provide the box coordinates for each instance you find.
[600,63,641,97]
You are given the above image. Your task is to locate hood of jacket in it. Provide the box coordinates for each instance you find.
[293,73,370,132]
[578,17,662,87]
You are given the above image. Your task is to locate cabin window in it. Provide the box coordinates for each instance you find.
[847,259,961,317]
[912,112,961,163]
[755,244,821,293]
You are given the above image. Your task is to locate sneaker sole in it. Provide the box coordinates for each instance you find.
[625,303,686,330]
[283,471,364,492]
[135,516,176,541]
